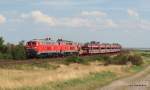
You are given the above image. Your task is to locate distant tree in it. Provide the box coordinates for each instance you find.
[0,37,5,53]
[19,40,25,46]
[0,37,12,59]
[0,37,4,46]
[5,43,14,59]
[11,41,26,60]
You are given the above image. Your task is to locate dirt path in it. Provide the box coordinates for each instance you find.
[96,66,150,90]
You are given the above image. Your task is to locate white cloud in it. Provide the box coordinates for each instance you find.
[20,13,29,19]
[127,9,139,17]
[0,14,6,24]
[81,11,107,17]
[21,10,96,28]
[20,10,117,29]
[104,19,117,27]
[60,17,95,28]
[31,11,57,26]
[64,18,118,29]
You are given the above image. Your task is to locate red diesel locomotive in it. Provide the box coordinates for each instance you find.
[26,38,79,58]
[25,38,122,58]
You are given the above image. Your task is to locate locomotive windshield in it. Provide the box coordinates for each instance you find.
[27,41,37,46]
[32,42,36,46]
[27,42,31,46]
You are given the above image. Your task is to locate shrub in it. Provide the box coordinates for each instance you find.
[141,53,150,57]
[0,38,27,60]
[11,46,26,60]
[0,53,13,60]
[108,54,143,65]
[0,53,3,59]
[87,55,104,62]
[111,55,128,65]
[101,55,112,65]
[128,55,143,65]
[0,37,5,53]
[101,55,111,60]
[65,56,87,65]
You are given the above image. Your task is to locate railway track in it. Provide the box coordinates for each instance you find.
[0,59,39,65]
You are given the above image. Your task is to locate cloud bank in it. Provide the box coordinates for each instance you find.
[20,10,116,29]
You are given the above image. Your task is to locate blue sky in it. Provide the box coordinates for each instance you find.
[0,0,150,48]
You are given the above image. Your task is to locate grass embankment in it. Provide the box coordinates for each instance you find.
[0,61,59,70]
[20,71,116,90]
[20,65,144,90]
[0,51,149,90]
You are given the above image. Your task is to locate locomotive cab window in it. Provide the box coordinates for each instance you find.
[32,42,37,46]
[27,42,32,46]
[27,41,37,46]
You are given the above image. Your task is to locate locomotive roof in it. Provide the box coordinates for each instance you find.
[28,38,77,44]
[27,39,121,46]
[30,39,56,43]
[57,39,73,43]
